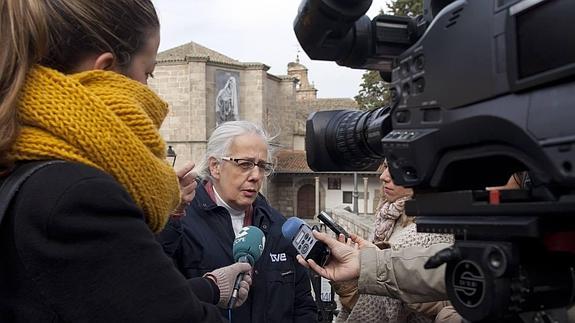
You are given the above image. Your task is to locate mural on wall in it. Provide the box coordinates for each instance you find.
[215,70,239,125]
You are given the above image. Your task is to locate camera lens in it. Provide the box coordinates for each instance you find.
[306,107,392,171]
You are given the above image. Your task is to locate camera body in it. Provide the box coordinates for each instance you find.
[384,0,575,191]
[300,0,575,190]
[296,0,575,321]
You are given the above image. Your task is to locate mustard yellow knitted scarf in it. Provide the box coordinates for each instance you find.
[10,65,179,233]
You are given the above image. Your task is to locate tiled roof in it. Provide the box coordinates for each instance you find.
[156,41,239,65]
[274,150,385,174]
[274,150,313,173]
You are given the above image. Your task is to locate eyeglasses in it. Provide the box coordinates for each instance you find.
[221,157,274,176]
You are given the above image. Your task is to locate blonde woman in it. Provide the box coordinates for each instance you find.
[335,161,454,323]
[0,1,250,321]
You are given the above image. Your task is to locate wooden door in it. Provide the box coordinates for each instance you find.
[297,184,315,219]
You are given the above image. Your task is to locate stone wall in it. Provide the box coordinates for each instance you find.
[268,176,295,216]
[149,61,209,169]
[329,207,374,240]
[269,175,332,218]
[240,67,265,123]
[150,59,300,169]
[264,75,296,149]
[148,44,362,215]
[150,64,193,142]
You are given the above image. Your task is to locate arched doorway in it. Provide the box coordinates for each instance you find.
[297,184,315,219]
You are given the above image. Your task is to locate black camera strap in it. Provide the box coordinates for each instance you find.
[0,160,64,225]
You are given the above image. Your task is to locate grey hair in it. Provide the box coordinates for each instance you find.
[196,120,277,180]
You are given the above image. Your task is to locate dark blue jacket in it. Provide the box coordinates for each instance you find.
[157,183,317,323]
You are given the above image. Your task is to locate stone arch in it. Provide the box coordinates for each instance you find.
[297,184,315,219]
[294,178,325,219]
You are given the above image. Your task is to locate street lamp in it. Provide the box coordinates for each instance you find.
[166,145,177,167]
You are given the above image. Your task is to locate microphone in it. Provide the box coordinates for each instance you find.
[281,217,330,266]
[227,226,266,309]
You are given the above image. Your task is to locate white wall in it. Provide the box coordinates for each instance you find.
[321,175,380,214]
[293,135,305,151]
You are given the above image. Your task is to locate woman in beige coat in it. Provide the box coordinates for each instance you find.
[334,161,454,323]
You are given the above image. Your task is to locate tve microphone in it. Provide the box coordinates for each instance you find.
[227,226,266,309]
[282,217,329,266]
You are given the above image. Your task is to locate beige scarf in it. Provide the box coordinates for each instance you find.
[373,195,411,244]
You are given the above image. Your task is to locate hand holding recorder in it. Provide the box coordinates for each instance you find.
[295,230,361,282]
[318,211,350,241]
[317,211,376,250]
[282,217,330,266]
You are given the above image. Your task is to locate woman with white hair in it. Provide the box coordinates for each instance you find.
[158,120,317,323]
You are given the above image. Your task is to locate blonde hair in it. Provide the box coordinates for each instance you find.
[0,0,159,168]
[378,160,414,227]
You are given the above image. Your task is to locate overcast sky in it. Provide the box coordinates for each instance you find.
[152,0,391,99]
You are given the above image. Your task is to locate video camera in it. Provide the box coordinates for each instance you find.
[296,0,575,322]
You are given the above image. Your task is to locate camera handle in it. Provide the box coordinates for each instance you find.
[309,224,338,322]
[424,246,461,269]
[309,269,338,323]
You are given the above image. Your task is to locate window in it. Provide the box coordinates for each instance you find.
[342,191,352,204]
[328,177,341,190]
[342,191,369,204]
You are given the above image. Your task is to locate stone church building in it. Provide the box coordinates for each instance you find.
[149,41,383,220]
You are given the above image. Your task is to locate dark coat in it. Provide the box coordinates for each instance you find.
[0,161,225,323]
[157,183,317,323]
